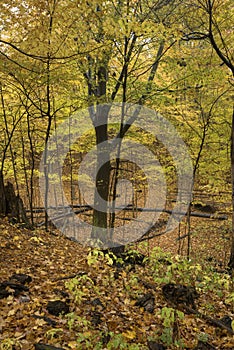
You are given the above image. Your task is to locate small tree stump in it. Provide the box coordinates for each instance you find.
[0,179,29,225]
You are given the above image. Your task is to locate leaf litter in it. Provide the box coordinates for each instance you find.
[0,217,233,349]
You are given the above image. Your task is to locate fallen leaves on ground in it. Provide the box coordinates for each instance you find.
[0,217,233,349]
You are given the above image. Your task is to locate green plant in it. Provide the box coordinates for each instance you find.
[148,247,174,284]
[107,333,146,349]
[159,307,185,347]
[65,274,94,304]
[87,248,105,266]
[65,278,86,304]
[107,334,124,349]
[46,328,64,340]
[196,270,231,302]
[225,291,234,303]
[198,332,209,343]
[148,247,231,303]
[87,248,115,266]
[66,312,91,331]
[0,338,19,350]
[76,331,103,349]
[75,331,147,349]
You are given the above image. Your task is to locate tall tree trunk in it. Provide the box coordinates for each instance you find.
[202,0,234,270]
[228,107,234,271]
[44,2,56,231]
[92,121,111,242]
[91,66,111,245]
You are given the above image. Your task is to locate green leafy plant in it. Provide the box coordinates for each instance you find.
[65,273,98,310]
[66,312,91,331]
[159,307,185,347]
[75,331,146,350]
[65,277,87,304]
[107,333,145,349]
[87,248,105,266]
[198,332,209,343]
[87,248,115,266]
[0,338,19,350]
[46,328,64,340]
[76,331,103,349]
[148,247,231,303]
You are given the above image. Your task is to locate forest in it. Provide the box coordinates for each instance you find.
[0,0,234,349]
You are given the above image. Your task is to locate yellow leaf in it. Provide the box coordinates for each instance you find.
[122,330,136,340]
[122,271,127,278]
[40,270,47,276]
[0,317,6,331]
[30,236,44,243]
[35,318,47,326]
[14,331,24,338]
[8,309,16,316]
[231,320,234,331]
[83,331,92,337]
[68,341,78,348]
[13,235,20,241]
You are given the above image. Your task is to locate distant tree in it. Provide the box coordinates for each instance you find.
[182,0,234,270]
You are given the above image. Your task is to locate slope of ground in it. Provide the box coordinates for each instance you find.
[0,217,233,349]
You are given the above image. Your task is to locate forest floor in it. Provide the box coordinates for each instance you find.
[0,215,233,350]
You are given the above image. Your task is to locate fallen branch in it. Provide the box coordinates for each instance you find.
[52,271,87,282]
[45,205,228,223]
[183,305,234,335]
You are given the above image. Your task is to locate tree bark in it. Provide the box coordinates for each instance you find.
[91,66,111,245]
[228,107,234,271]
[0,180,29,225]
[92,117,111,243]
[0,171,6,215]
